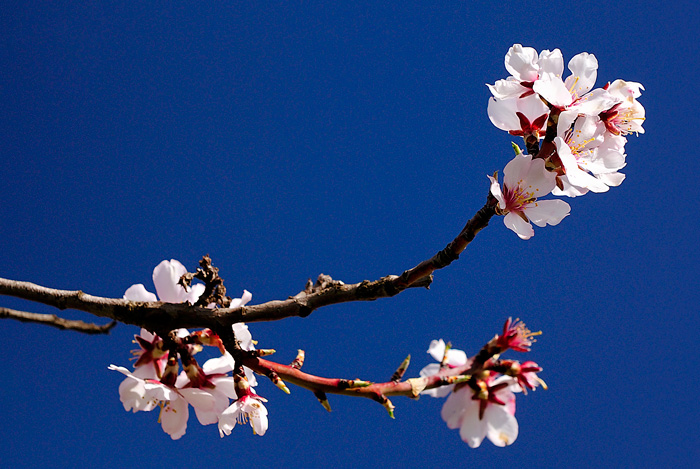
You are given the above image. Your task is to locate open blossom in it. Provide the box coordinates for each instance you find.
[489,154,571,239]
[218,394,269,437]
[124,259,205,304]
[441,376,520,448]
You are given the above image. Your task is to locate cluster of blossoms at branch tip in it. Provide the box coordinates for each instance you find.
[419,318,545,448]
[110,259,267,440]
[488,44,645,239]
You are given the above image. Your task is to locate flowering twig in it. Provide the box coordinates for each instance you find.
[0,306,116,334]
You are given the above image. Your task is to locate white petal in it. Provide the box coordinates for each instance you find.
[525,199,571,227]
[597,172,626,186]
[565,52,598,97]
[218,401,242,437]
[504,212,534,240]
[203,355,234,375]
[152,259,189,303]
[160,396,189,440]
[487,175,506,210]
[518,93,549,122]
[441,387,471,430]
[487,97,520,131]
[458,400,488,448]
[124,284,157,302]
[185,283,206,304]
[180,388,215,412]
[502,154,532,189]
[533,73,572,107]
[522,156,556,196]
[427,339,447,362]
[505,44,539,82]
[487,78,529,100]
[484,405,519,447]
[538,48,564,77]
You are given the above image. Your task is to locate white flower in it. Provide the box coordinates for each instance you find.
[488,45,566,101]
[489,154,571,239]
[109,365,192,440]
[218,395,269,437]
[440,376,520,448]
[124,259,205,304]
[420,340,468,398]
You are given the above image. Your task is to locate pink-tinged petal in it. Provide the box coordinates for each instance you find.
[487,98,521,131]
[152,259,189,303]
[505,44,539,82]
[441,387,471,430]
[525,199,571,227]
[533,73,573,107]
[487,78,529,100]
[484,405,519,447]
[124,284,157,302]
[487,176,506,210]
[565,52,598,97]
[504,212,534,240]
[160,396,189,440]
[538,48,564,77]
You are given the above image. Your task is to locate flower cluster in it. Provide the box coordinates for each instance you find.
[420,318,545,448]
[488,44,645,239]
[110,260,267,439]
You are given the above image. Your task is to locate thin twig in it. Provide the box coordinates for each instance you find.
[0,307,117,334]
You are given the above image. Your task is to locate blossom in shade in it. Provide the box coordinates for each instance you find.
[488,154,571,239]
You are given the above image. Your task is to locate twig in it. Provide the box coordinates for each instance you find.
[0,307,117,334]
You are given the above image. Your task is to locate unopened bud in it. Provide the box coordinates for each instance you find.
[256,349,276,357]
[268,371,290,394]
[390,355,411,382]
[290,349,305,369]
[512,142,523,155]
[314,391,331,412]
[382,397,395,419]
[348,379,371,388]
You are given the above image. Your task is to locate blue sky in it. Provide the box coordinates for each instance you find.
[1,2,698,467]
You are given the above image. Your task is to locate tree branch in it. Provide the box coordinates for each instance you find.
[0,197,496,330]
[0,306,117,334]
